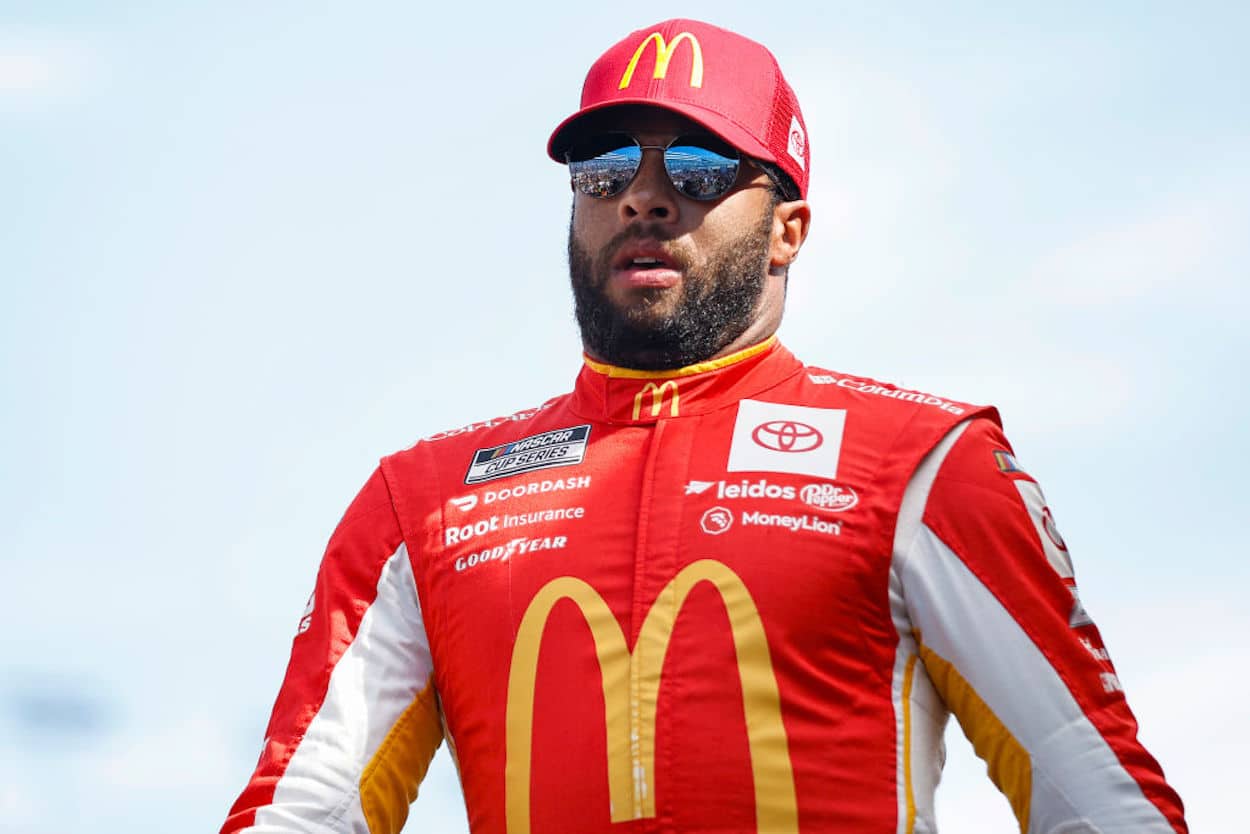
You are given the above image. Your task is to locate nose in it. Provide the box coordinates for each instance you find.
[618,148,679,223]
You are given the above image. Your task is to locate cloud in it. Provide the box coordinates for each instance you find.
[931,591,1241,832]
[0,51,56,92]
[0,764,46,834]
[1110,597,1246,830]
[0,30,89,96]
[1021,187,1242,308]
[78,711,238,791]
[0,708,243,834]
[7,687,115,739]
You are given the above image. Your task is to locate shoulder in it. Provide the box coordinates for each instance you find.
[389,392,572,457]
[380,390,585,489]
[785,360,1001,466]
[799,363,986,421]
[419,393,571,445]
[927,417,1033,494]
[914,417,1072,581]
[376,390,581,538]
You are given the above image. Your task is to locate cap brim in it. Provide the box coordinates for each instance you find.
[547,98,776,168]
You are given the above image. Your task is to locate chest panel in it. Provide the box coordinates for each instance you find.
[410,391,930,832]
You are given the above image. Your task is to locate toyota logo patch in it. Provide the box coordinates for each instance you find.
[751,420,823,453]
[727,400,845,479]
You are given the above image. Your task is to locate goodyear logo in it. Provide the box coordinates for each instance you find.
[464,425,591,485]
[618,31,704,89]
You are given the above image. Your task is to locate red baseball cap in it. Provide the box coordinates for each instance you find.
[548,18,810,199]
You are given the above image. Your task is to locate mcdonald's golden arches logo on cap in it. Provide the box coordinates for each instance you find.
[505,559,798,833]
[618,31,704,90]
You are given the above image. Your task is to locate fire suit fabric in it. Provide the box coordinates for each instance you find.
[221,339,1186,834]
[221,473,443,834]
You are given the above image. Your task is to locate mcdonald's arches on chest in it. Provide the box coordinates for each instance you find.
[408,388,974,832]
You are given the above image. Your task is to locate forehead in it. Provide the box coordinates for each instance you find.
[570,104,723,143]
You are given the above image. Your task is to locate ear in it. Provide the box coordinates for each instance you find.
[768,200,811,271]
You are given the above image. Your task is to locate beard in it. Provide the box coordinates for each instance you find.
[567,209,774,370]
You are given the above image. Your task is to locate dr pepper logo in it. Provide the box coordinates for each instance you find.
[799,483,858,512]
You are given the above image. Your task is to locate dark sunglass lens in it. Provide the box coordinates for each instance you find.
[567,135,641,198]
[565,133,635,162]
[664,139,740,200]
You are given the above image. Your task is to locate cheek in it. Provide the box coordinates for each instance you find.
[572,195,607,231]
[704,198,774,245]
[689,218,737,259]
[571,198,617,259]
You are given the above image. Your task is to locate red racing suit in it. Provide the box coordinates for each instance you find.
[222,338,1186,834]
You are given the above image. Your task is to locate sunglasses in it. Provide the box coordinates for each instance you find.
[566,132,757,201]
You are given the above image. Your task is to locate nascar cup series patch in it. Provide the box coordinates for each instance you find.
[464,425,591,485]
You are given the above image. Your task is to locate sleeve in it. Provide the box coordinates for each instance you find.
[891,418,1187,834]
[221,468,444,834]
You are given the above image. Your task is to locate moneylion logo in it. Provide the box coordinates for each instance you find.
[699,505,734,535]
[618,31,704,90]
[506,560,797,833]
[632,379,680,420]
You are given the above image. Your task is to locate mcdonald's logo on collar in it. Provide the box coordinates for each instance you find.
[632,379,680,420]
[618,31,704,90]
[505,559,798,833]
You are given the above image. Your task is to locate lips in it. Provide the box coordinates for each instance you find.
[610,242,683,289]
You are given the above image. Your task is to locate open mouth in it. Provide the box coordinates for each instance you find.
[611,243,681,273]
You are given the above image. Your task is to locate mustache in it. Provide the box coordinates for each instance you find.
[599,224,690,271]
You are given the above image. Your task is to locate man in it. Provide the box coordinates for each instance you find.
[222,18,1186,834]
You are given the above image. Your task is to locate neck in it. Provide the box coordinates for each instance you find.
[583,336,778,378]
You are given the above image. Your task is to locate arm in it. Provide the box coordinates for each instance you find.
[221,468,443,834]
[892,419,1186,833]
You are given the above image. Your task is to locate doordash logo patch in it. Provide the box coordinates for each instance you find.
[727,400,845,479]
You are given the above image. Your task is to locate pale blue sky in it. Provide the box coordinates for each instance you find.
[2,3,1246,832]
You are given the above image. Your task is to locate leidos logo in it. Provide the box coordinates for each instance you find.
[632,380,680,420]
[685,478,859,512]
[618,31,704,90]
[506,561,797,833]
